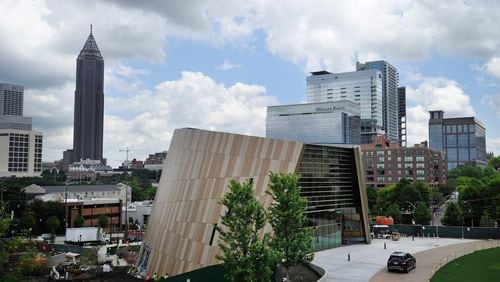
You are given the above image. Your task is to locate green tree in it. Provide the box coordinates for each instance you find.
[216,179,277,282]
[385,204,402,224]
[413,202,431,225]
[74,214,84,227]
[267,173,313,269]
[366,186,377,214]
[442,202,464,226]
[479,211,494,227]
[488,156,500,170]
[47,216,60,243]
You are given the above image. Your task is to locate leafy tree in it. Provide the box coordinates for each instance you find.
[365,186,377,214]
[267,173,313,268]
[47,216,60,243]
[442,202,463,226]
[488,156,500,170]
[480,211,494,227]
[413,202,431,225]
[385,204,402,224]
[98,215,109,229]
[74,214,84,227]
[216,179,277,282]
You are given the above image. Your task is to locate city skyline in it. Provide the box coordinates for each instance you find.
[1,1,500,167]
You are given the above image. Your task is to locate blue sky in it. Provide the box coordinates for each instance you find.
[1,0,499,167]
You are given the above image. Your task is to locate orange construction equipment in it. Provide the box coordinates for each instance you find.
[376,216,394,225]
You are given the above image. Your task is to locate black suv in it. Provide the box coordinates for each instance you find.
[387,251,416,273]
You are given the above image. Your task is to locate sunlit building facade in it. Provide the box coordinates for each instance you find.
[266,100,361,144]
[136,128,370,277]
[429,110,487,170]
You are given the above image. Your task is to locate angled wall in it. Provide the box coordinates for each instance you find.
[137,128,370,277]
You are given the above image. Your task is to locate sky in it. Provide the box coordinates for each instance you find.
[1,0,500,168]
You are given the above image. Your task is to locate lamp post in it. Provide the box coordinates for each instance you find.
[64,183,68,228]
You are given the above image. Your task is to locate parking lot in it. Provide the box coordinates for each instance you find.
[312,236,483,281]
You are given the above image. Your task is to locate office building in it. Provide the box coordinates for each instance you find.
[356,60,400,143]
[429,110,487,170]
[0,83,43,177]
[135,128,370,277]
[398,87,407,146]
[361,135,446,188]
[266,100,361,144]
[0,129,43,177]
[306,69,384,143]
[72,26,104,163]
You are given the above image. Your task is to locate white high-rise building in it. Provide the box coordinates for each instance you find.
[306,69,384,144]
[356,60,400,143]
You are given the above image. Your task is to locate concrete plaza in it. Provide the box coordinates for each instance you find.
[312,236,496,281]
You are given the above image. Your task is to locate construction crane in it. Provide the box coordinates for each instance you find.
[119,147,147,162]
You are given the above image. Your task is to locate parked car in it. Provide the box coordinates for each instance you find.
[387,251,416,273]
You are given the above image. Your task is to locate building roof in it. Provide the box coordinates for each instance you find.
[79,25,102,59]
[36,185,121,194]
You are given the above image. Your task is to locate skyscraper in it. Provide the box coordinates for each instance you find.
[0,83,43,177]
[306,69,384,144]
[0,83,24,116]
[356,60,400,143]
[428,110,487,170]
[398,87,407,147]
[72,26,104,162]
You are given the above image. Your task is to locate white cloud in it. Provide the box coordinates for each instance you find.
[405,75,475,145]
[216,59,242,70]
[482,94,500,117]
[486,137,500,156]
[102,71,276,166]
[483,56,500,79]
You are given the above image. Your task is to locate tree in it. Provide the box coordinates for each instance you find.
[441,202,463,226]
[488,156,500,170]
[366,186,377,214]
[74,214,84,227]
[267,173,313,269]
[47,216,60,243]
[216,179,277,282]
[385,204,402,224]
[480,211,494,227]
[413,202,431,225]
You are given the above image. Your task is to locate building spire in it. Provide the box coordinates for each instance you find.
[79,25,102,59]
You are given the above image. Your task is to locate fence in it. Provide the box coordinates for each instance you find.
[427,239,500,280]
[390,224,500,239]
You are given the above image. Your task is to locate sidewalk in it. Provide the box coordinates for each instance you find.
[312,237,492,282]
[370,239,500,282]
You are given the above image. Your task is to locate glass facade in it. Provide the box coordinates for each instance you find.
[428,111,487,170]
[356,61,400,143]
[297,144,366,251]
[73,30,104,162]
[306,69,384,143]
[266,100,361,144]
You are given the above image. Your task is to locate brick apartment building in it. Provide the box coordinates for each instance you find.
[361,135,446,188]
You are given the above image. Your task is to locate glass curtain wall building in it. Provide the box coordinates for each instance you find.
[429,110,487,170]
[306,69,384,144]
[356,60,400,144]
[266,100,361,144]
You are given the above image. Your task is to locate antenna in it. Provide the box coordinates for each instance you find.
[90,24,93,35]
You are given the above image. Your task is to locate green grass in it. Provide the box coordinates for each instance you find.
[431,247,500,282]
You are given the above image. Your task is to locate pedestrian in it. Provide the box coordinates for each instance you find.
[152,272,158,281]
[162,273,169,279]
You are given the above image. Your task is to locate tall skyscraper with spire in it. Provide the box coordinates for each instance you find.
[72,25,104,162]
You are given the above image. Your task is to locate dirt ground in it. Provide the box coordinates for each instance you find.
[285,263,322,282]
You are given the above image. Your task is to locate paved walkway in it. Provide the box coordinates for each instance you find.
[312,237,500,282]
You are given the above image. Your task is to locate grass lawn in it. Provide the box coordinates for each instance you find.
[431,247,500,282]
